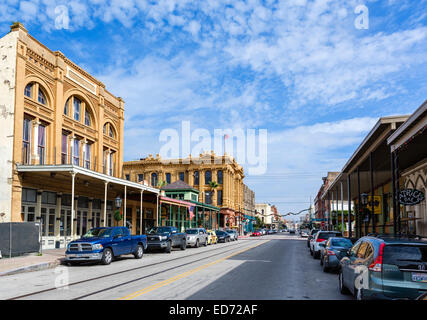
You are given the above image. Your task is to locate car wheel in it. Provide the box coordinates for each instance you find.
[180,239,186,250]
[195,239,199,248]
[101,248,113,265]
[204,238,208,246]
[339,271,350,295]
[322,260,329,273]
[134,245,143,259]
[165,241,172,253]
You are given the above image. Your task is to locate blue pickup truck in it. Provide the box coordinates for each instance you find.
[65,226,147,265]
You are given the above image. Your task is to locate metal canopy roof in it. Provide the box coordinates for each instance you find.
[16,164,160,194]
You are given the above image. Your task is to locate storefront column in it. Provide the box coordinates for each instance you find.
[340,182,344,234]
[370,152,375,234]
[123,185,127,227]
[203,207,205,229]
[88,199,93,230]
[357,166,362,238]
[55,194,61,239]
[103,181,108,227]
[70,172,76,240]
[156,194,159,227]
[347,174,352,238]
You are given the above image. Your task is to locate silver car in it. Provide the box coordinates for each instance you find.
[185,228,208,248]
[225,229,238,241]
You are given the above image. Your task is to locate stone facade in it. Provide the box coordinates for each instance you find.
[123,151,245,228]
[243,184,255,216]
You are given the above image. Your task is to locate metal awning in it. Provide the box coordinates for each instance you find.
[16,164,160,194]
[321,116,409,201]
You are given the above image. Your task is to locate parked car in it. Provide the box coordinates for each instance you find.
[307,229,320,248]
[252,230,262,237]
[310,231,342,259]
[207,229,218,245]
[146,226,187,253]
[186,228,209,247]
[225,229,238,241]
[216,230,231,243]
[260,229,267,235]
[301,230,309,238]
[65,226,147,265]
[319,237,353,272]
[267,229,274,234]
[339,235,427,300]
[289,229,295,234]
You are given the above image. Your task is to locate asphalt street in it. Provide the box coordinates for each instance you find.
[0,233,352,300]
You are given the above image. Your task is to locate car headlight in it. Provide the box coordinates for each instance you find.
[93,244,103,250]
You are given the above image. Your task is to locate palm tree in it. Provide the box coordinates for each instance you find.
[207,181,219,204]
[157,180,167,188]
[208,181,219,190]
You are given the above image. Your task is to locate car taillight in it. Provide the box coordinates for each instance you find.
[316,238,325,242]
[327,250,336,256]
[368,242,385,272]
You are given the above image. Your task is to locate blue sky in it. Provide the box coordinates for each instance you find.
[2,0,426,219]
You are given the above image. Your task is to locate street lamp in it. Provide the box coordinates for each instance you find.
[360,193,369,206]
[115,196,122,209]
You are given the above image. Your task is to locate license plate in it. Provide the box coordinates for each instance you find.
[412,273,427,283]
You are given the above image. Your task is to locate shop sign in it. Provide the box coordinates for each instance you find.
[399,189,425,205]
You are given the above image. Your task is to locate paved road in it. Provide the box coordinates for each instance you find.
[0,233,352,300]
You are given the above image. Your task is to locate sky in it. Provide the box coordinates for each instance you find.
[2,0,426,220]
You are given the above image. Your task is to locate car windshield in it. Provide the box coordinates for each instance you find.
[186,229,198,234]
[148,227,171,234]
[82,228,113,238]
[331,238,353,247]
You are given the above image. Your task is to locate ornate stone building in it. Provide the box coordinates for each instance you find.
[123,151,246,230]
[0,23,159,249]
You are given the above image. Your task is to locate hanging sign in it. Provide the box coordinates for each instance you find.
[399,189,425,205]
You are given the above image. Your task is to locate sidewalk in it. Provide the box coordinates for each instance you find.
[0,249,65,277]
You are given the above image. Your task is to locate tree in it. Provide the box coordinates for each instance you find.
[157,180,167,188]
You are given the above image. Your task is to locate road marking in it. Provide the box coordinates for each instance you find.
[118,240,269,300]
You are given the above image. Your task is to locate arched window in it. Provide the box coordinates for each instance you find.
[24,83,33,98]
[151,173,158,187]
[205,170,212,185]
[24,82,49,106]
[103,122,116,139]
[84,106,91,126]
[73,97,81,121]
[217,170,223,184]
[38,89,47,105]
[64,98,70,115]
[194,171,199,185]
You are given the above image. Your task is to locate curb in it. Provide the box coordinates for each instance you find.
[0,259,63,277]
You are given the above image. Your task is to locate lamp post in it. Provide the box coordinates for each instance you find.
[115,196,122,225]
